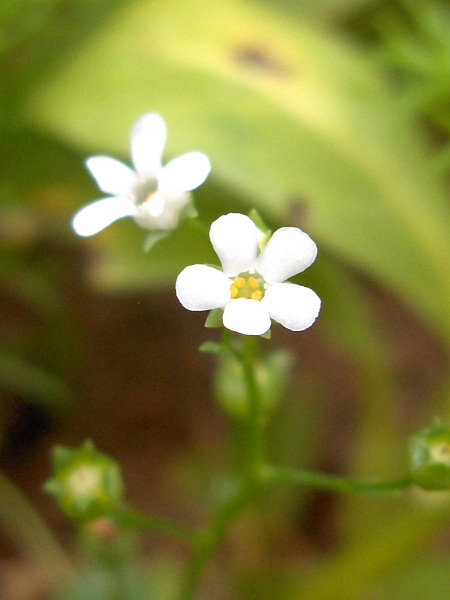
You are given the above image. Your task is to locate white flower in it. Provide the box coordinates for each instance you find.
[72,113,211,236]
[176,213,321,336]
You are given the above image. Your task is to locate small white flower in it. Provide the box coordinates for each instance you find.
[72,113,211,236]
[176,213,321,336]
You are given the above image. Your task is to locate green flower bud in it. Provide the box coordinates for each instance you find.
[44,440,125,522]
[214,350,292,420]
[408,419,450,490]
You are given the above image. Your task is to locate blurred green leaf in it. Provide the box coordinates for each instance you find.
[24,0,450,343]
[0,252,65,317]
[0,350,72,411]
[373,1,450,135]
[370,557,450,600]
[260,0,376,23]
[286,501,450,600]
[0,0,128,126]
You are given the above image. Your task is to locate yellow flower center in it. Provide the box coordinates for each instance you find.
[230,272,265,301]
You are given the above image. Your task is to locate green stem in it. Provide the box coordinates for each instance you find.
[113,506,196,542]
[241,335,264,476]
[0,469,74,578]
[178,333,265,599]
[178,479,256,600]
[262,465,411,494]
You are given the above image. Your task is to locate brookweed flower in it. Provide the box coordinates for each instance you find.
[72,113,211,236]
[176,213,321,336]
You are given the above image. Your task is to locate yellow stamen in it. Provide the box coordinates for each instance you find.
[250,290,263,301]
[230,285,240,299]
[230,272,265,301]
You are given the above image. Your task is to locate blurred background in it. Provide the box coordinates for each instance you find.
[2,0,450,598]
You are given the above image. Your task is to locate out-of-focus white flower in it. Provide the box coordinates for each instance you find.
[72,113,211,237]
[176,213,321,336]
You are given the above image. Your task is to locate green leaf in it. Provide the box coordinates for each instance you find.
[373,558,450,600]
[0,351,72,412]
[25,0,450,341]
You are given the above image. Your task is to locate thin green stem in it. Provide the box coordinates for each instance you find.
[262,465,412,494]
[241,335,264,476]
[178,479,256,600]
[113,506,196,542]
[0,469,74,578]
[178,333,266,599]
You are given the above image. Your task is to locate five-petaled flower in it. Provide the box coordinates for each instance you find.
[72,113,211,237]
[176,213,321,336]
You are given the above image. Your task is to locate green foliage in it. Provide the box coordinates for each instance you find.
[369,1,450,135]
[0,351,71,411]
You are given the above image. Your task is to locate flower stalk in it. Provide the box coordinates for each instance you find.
[261,465,411,494]
[178,478,256,600]
[241,335,265,478]
[112,506,196,542]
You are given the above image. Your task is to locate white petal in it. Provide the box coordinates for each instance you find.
[71,197,138,237]
[261,283,321,331]
[256,227,318,284]
[176,265,231,311]
[223,299,271,336]
[131,113,166,179]
[86,156,137,195]
[209,213,258,277]
[159,152,211,194]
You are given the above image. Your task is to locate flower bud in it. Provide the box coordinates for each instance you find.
[214,350,292,420]
[44,440,125,522]
[408,419,450,490]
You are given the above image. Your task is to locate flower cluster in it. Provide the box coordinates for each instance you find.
[176,213,321,336]
[72,113,211,236]
[72,114,320,336]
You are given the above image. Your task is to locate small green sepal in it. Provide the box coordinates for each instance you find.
[205,308,224,328]
[408,419,450,490]
[199,341,223,354]
[179,202,198,221]
[143,230,170,252]
[44,439,125,523]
